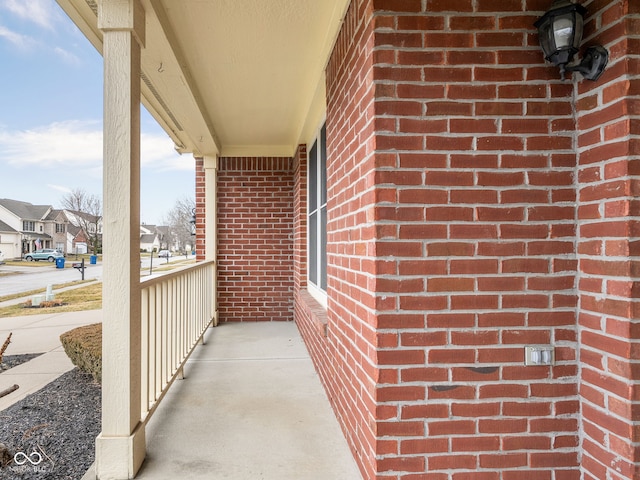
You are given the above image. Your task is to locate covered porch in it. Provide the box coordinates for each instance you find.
[55,0,353,478]
[82,321,360,480]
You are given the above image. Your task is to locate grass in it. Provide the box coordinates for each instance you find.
[4,260,56,268]
[0,282,102,317]
[0,280,89,304]
[0,258,193,317]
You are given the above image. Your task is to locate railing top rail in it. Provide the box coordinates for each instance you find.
[140,259,215,289]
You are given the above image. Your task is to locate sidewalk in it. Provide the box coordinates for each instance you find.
[0,309,102,411]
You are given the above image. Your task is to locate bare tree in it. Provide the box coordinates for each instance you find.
[60,188,103,254]
[162,197,195,253]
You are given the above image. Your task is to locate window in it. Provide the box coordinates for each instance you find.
[56,223,65,233]
[23,221,35,232]
[308,123,327,296]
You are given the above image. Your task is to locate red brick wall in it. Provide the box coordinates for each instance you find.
[576,1,640,479]
[295,0,379,478]
[217,157,294,322]
[366,2,581,478]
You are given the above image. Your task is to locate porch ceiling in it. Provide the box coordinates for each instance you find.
[56,0,350,158]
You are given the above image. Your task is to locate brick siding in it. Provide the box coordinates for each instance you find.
[298,0,638,479]
[217,157,294,322]
[576,1,640,478]
[367,2,581,478]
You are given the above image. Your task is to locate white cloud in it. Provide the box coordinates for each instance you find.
[53,46,81,65]
[0,24,34,48]
[47,184,72,194]
[141,132,194,172]
[1,0,58,30]
[0,120,192,173]
[0,120,102,168]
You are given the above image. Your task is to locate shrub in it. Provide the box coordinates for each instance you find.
[60,323,102,383]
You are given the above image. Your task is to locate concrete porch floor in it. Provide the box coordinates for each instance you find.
[131,321,362,480]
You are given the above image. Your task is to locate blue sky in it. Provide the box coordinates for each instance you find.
[0,0,194,225]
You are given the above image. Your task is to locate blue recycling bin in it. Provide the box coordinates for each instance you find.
[56,257,65,269]
[90,255,97,265]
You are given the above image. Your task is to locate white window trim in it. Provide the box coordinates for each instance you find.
[307,281,327,308]
[307,118,327,308]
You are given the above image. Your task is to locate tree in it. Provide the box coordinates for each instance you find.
[162,197,195,253]
[60,188,103,254]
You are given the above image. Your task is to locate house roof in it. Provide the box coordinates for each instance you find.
[45,209,67,222]
[140,233,158,244]
[0,198,51,221]
[56,0,350,157]
[66,209,101,224]
[0,219,17,233]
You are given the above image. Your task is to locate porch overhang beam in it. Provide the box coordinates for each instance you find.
[146,0,220,157]
[54,0,220,159]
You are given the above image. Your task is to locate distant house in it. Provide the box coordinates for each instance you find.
[140,232,160,253]
[140,224,175,252]
[0,199,53,258]
[64,209,102,254]
[0,199,103,258]
[44,209,73,254]
[0,219,20,260]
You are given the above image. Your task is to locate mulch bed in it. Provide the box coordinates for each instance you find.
[0,368,101,479]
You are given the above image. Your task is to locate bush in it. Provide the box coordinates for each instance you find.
[60,323,102,383]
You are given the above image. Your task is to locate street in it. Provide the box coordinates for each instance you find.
[0,253,196,298]
[0,262,103,297]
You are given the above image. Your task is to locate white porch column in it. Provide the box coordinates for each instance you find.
[203,155,218,325]
[95,0,146,478]
[203,155,217,262]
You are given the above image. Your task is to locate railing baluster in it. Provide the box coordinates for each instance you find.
[138,260,215,424]
[141,288,149,414]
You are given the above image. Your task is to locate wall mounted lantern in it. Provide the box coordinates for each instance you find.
[534,0,608,81]
[190,208,196,236]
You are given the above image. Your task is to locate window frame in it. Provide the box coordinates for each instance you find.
[307,120,327,307]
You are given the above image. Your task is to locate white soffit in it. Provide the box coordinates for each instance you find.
[57,0,350,158]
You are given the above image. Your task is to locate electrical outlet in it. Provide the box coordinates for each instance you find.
[524,345,554,366]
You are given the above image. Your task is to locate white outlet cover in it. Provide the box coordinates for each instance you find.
[524,345,554,366]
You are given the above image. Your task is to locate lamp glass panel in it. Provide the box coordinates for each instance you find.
[538,18,553,57]
[552,15,575,48]
[572,14,583,49]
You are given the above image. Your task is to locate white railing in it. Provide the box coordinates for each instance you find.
[139,260,215,423]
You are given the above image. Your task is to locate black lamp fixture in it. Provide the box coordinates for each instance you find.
[534,0,608,81]
[190,208,196,236]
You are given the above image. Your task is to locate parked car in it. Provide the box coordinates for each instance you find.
[158,250,172,258]
[24,249,65,262]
